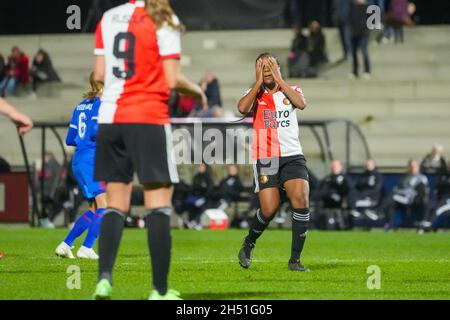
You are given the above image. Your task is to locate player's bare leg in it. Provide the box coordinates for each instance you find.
[239,187,280,269]
[94,182,132,299]
[284,178,310,272]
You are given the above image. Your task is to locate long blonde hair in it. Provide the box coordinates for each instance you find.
[83,72,103,100]
[145,0,185,31]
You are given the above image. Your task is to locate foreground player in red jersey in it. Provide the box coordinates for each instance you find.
[237,52,310,271]
[92,0,206,300]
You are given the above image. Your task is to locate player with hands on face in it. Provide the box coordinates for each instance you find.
[237,52,310,272]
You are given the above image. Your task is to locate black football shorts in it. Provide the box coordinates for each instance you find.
[253,154,309,192]
[95,124,179,185]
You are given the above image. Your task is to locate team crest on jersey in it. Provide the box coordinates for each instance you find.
[259,175,269,184]
[283,98,291,105]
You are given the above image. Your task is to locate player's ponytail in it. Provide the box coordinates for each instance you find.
[83,72,104,100]
[145,0,185,31]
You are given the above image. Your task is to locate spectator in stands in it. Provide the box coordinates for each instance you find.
[390,159,429,229]
[316,160,353,228]
[307,20,328,68]
[287,27,310,77]
[39,151,64,228]
[30,49,61,95]
[0,46,29,97]
[384,0,414,44]
[185,163,214,230]
[419,160,450,232]
[420,144,447,175]
[350,159,384,221]
[349,0,371,79]
[64,153,84,227]
[172,179,191,228]
[200,70,222,108]
[213,165,243,210]
[333,0,352,61]
[0,53,5,83]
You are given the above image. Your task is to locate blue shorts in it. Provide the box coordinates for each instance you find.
[72,160,105,202]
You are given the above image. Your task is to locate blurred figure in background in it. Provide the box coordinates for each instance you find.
[350,159,384,221]
[307,20,328,68]
[349,0,371,79]
[420,144,447,175]
[316,160,353,228]
[213,165,243,210]
[384,0,415,44]
[0,46,29,97]
[333,0,352,61]
[0,53,5,83]
[38,151,63,228]
[390,160,429,229]
[172,179,191,228]
[30,49,61,95]
[185,163,214,230]
[419,160,450,232]
[200,70,222,108]
[287,27,309,77]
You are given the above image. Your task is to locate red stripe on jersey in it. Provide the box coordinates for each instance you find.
[94,18,104,53]
[252,92,281,160]
[161,53,181,60]
[113,6,170,125]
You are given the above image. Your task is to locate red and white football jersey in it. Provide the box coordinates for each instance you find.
[94,0,181,125]
[247,85,306,160]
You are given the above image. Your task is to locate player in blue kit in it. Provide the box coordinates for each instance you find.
[55,73,107,260]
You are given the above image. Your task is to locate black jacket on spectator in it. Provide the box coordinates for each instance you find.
[349,2,369,36]
[355,169,383,197]
[172,180,191,215]
[192,171,214,198]
[307,30,327,66]
[0,55,4,82]
[292,33,308,55]
[32,50,60,82]
[350,169,384,210]
[215,174,243,203]
[333,0,352,25]
[204,79,222,107]
[319,173,353,207]
[435,171,450,200]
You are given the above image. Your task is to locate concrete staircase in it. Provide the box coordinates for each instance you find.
[1,26,449,168]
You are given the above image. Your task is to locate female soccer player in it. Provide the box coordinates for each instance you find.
[237,53,310,271]
[55,73,107,260]
[92,0,207,300]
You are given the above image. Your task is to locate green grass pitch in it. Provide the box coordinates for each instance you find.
[0,227,449,300]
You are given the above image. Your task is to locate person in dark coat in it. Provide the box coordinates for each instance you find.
[349,0,371,78]
[333,0,353,60]
[349,159,384,221]
[30,49,61,92]
[185,163,214,229]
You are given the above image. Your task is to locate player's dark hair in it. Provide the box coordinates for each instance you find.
[255,52,280,66]
[83,72,104,100]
